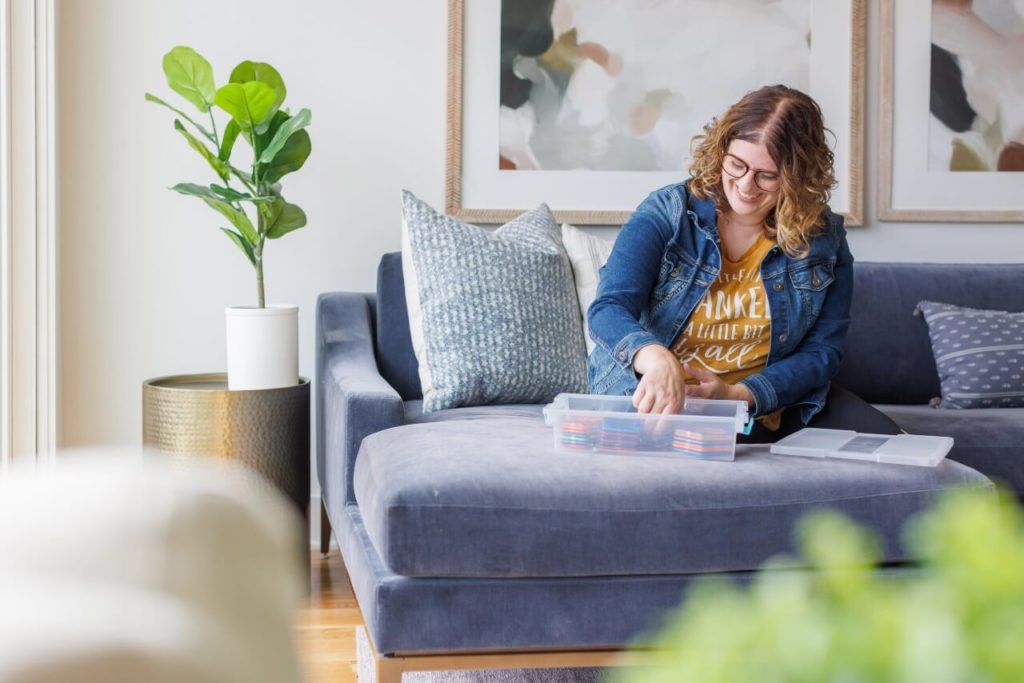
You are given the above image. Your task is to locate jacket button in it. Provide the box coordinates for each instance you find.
[670,267,680,278]
[779,333,788,343]
[773,281,783,291]
[617,351,627,362]
[812,277,822,287]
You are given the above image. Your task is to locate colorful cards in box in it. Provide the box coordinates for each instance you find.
[671,428,735,458]
[558,419,597,451]
[544,394,750,462]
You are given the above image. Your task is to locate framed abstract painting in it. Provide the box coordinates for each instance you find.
[446,0,865,226]
[879,0,1024,221]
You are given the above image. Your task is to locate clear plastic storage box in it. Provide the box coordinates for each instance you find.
[543,393,751,461]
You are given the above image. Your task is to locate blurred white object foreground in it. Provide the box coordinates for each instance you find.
[0,451,306,683]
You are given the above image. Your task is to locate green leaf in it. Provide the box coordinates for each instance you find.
[173,120,229,182]
[162,46,216,112]
[264,198,307,239]
[257,201,274,222]
[145,93,213,140]
[171,183,259,244]
[205,200,258,245]
[254,111,287,149]
[209,184,273,203]
[214,81,276,131]
[219,119,241,162]
[261,128,311,184]
[220,228,257,266]
[170,182,222,201]
[255,183,281,222]
[209,184,252,202]
[258,108,311,164]
[229,61,287,133]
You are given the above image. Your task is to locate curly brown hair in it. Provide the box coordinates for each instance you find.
[688,85,837,258]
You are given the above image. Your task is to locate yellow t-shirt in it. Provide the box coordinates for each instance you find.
[671,232,783,429]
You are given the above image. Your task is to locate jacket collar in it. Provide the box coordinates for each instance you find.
[684,181,720,239]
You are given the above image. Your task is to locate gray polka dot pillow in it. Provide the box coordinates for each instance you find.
[916,300,1024,409]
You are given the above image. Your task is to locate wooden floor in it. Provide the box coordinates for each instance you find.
[295,549,363,683]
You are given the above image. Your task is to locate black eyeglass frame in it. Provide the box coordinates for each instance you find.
[722,153,781,192]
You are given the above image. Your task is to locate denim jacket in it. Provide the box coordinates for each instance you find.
[587,181,853,424]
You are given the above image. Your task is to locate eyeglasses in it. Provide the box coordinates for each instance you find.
[722,154,781,192]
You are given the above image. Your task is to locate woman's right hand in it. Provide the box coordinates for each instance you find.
[631,345,687,414]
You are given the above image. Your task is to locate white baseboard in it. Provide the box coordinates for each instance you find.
[308,494,338,550]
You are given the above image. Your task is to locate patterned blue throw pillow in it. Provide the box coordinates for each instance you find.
[401,191,588,413]
[916,300,1024,409]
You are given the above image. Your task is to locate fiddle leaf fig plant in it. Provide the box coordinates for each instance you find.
[146,46,311,308]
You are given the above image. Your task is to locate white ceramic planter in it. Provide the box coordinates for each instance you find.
[225,304,299,390]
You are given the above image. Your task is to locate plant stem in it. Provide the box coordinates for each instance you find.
[250,129,261,186]
[230,167,258,195]
[208,109,219,147]
[256,256,265,308]
[251,129,267,308]
[184,115,215,144]
[255,179,266,308]
[149,95,215,143]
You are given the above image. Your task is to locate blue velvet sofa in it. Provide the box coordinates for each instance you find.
[833,262,1024,492]
[317,256,1011,681]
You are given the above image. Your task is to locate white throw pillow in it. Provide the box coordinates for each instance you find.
[0,452,306,683]
[560,223,614,355]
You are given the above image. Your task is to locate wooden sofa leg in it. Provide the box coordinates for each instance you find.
[319,499,332,557]
[375,657,404,683]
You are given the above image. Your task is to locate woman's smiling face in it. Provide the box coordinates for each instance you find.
[721,138,780,223]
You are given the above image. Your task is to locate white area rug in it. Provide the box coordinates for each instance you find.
[355,627,607,683]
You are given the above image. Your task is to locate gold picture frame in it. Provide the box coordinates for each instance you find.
[446,0,865,226]
[878,0,1024,222]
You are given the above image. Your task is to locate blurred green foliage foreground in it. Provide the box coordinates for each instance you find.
[615,487,1024,683]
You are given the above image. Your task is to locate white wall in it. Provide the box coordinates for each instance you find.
[57,0,1024,463]
[57,0,446,469]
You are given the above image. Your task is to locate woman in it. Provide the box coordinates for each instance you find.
[587,85,900,442]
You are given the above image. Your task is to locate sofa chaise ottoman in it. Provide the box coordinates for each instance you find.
[317,255,1007,681]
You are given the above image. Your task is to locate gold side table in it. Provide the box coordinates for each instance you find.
[142,373,311,518]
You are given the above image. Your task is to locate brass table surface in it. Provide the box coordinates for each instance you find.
[142,373,311,515]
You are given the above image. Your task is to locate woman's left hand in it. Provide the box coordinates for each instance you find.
[682,364,754,406]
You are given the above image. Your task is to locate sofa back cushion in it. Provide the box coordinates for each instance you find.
[376,252,422,400]
[378,258,1024,406]
[836,262,1024,404]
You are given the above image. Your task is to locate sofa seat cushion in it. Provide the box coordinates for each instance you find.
[402,400,543,424]
[352,412,992,578]
[878,404,1024,494]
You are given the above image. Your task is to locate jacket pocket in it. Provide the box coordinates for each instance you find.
[650,249,695,313]
[788,259,835,319]
[788,259,835,292]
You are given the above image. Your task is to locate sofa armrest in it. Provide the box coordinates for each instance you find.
[316,292,404,514]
